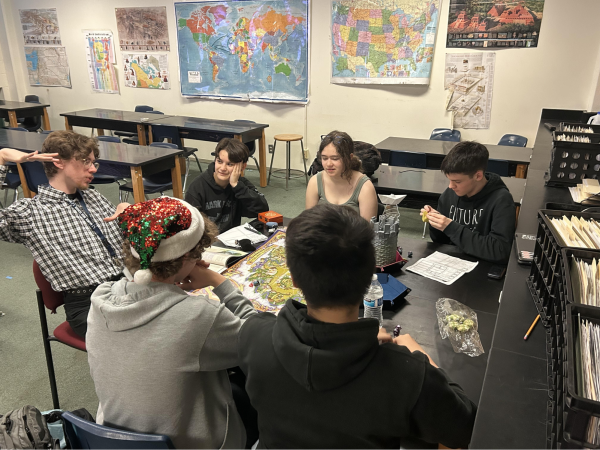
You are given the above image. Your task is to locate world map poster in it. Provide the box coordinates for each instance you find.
[331,0,442,85]
[175,1,309,103]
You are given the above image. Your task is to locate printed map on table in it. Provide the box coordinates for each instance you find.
[19,8,62,46]
[331,0,441,85]
[175,1,309,102]
[190,231,304,314]
[123,53,170,89]
[25,47,71,87]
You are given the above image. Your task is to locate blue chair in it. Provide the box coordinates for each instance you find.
[146,110,164,114]
[122,111,165,145]
[118,142,176,202]
[20,161,48,195]
[94,136,125,192]
[61,412,174,449]
[234,120,261,173]
[40,130,53,135]
[17,95,43,132]
[9,127,29,132]
[498,134,528,147]
[115,106,155,140]
[151,124,201,192]
[430,128,461,142]
[96,135,120,143]
[487,159,510,177]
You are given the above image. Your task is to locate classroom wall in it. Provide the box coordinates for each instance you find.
[1,0,600,169]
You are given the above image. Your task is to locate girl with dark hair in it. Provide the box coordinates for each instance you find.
[305,131,378,221]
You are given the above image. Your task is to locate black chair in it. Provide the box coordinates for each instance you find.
[234,120,260,172]
[20,161,48,195]
[498,134,528,147]
[1,171,20,208]
[430,128,461,142]
[119,142,175,202]
[17,95,43,132]
[9,127,29,132]
[151,124,201,192]
[40,130,53,135]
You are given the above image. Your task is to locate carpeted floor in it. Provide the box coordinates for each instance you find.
[0,164,428,415]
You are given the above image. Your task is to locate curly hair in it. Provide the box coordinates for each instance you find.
[319,131,362,181]
[122,213,219,281]
[41,130,100,178]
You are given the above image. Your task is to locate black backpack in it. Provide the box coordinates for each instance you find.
[0,406,58,449]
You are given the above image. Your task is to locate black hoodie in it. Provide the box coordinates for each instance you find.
[238,300,477,449]
[184,162,269,233]
[430,172,516,264]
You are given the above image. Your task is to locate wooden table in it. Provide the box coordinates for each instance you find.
[375,137,532,179]
[146,115,269,187]
[0,100,51,130]
[0,128,184,203]
[60,109,167,146]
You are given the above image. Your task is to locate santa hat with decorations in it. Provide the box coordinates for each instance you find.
[118,197,205,284]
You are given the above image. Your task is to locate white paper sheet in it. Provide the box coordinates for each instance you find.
[406,251,478,285]
[217,223,268,248]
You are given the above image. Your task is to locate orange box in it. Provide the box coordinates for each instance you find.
[258,211,283,224]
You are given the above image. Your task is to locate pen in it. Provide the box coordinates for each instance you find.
[524,315,540,340]
[244,223,264,236]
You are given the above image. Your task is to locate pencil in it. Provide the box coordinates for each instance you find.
[524,315,540,340]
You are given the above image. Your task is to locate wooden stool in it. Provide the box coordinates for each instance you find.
[268,134,308,190]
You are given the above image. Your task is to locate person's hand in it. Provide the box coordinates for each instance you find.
[104,202,131,222]
[394,334,438,367]
[427,209,452,232]
[177,262,226,290]
[230,163,243,188]
[0,149,59,165]
[377,327,393,344]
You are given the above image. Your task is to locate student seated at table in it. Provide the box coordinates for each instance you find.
[306,130,378,221]
[238,204,477,449]
[185,138,269,233]
[0,131,129,337]
[87,197,257,449]
[421,141,516,264]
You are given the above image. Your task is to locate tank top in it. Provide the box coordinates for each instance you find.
[316,171,369,213]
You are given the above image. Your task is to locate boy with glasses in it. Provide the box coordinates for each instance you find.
[0,130,130,337]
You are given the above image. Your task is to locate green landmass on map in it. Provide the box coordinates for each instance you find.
[275,63,291,77]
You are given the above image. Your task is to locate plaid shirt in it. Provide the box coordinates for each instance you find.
[0,165,124,292]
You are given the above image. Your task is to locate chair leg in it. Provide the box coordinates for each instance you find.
[252,156,260,173]
[3,188,8,206]
[183,157,190,193]
[13,188,18,204]
[123,191,130,203]
[267,140,277,186]
[192,153,202,173]
[300,139,308,185]
[36,291,60,409]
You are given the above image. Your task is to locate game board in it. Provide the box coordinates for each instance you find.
[190,231,304,313]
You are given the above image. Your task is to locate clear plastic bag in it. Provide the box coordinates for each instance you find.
[436,298,485,357]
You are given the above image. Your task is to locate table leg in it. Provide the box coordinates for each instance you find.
[16,163,33,198]
[137,124,147,146]
[8,111,18,128]
[171,156,184,199]
[64,117,73,130]
[97,129,105,136]
[258,129,267,187]
[130,166,145,203]
[515,164,527,179]
[42,107,51,131]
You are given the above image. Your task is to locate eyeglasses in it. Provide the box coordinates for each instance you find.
[81,158,100,170]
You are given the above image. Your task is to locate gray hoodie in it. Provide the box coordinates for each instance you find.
[86,278,256,449]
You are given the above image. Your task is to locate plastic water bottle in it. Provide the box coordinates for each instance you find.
[588,112,600,125]
[364,274,384,326]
